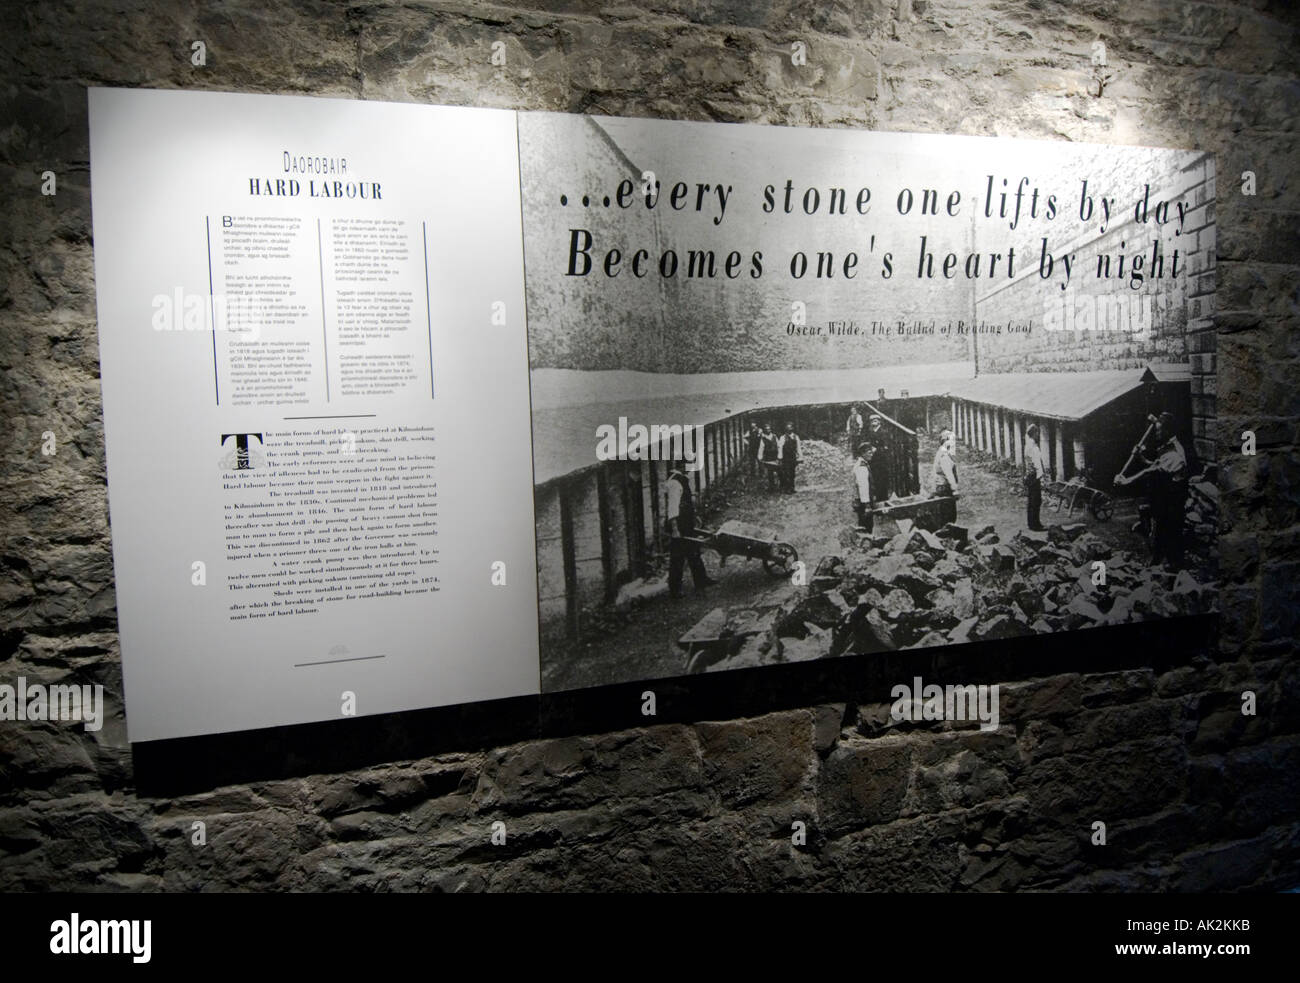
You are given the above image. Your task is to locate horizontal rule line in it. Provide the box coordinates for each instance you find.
[282,414,378,420]
[294,654,388,668]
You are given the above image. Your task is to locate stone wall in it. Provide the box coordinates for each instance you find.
[972,145,1218,465]
[975,147,1201,375]
[1,0,1297,891]
[519,111,977,372]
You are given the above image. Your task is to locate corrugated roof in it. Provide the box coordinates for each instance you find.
[946,367,1160,421]
[1146,362,1191,383]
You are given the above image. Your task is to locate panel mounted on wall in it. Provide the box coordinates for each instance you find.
[518,112,1216,693]
[88,88,1216,741]
[89,88,540,741]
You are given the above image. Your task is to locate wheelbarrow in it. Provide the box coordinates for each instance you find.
[683,519,798,577]
[862,493,959,532]
[676,606,771,674]
[1044,476,1114,521]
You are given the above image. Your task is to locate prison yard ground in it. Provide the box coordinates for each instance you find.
[539,434,1217,693]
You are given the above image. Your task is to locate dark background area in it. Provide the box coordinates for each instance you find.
[0,0,1297,891]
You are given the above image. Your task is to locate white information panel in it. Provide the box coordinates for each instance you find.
[89,88,539,740]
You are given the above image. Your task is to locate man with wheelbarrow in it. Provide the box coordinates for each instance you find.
[665,461,717,597]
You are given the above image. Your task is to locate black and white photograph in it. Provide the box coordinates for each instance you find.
[521,114,1217,692]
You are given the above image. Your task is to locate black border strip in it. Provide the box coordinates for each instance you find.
[132,613,1218,796]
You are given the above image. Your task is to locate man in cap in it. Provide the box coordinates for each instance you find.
[852,442,878,531]
[743,421,761,478]
[758,421,781,491]
[778,420,802,493]
[664,460,715,597]
[845,404,865,453]
[862,413,892,502]
[931,428,960,526]
[1023,422,1048,532]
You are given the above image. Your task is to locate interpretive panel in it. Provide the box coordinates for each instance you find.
[90,89,1216,738]
[90,88,539,740]
[518,113,1216,693]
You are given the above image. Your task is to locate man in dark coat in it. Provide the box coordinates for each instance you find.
[743,422,761,477]
[1115,412,1187,568]
[665,461,714,596]
[863,414,892,502]
[778,421,802,493]
[759,422,780,490]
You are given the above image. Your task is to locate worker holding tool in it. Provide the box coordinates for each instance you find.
[931,429,960,526]
[1115,412,1187,568]
[852,443,878,532]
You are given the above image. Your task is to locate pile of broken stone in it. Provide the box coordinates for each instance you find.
[685,521,1218,674]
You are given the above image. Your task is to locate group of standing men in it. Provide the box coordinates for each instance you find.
[849,405,962,532]
[743,421,802,493]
